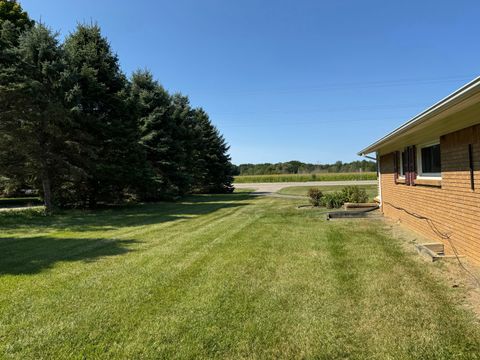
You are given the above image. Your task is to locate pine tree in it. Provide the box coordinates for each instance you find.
[192,108,234,193]
[0,0,33,50]
[130,72,234,197]
[131,71,193,199]
[0,0,34,196]
[0,5,236,206]
[64,24,146,206]
[169,93,197,194]
[0,0,33,31]
[130,70,172,199]
[0,24,71,211]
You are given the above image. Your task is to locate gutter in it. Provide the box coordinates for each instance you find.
[362,154,376,161]
[358,75,480,156]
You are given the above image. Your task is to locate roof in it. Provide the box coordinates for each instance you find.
[358,76,480,156]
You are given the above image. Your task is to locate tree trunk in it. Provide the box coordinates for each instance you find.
[42,175,53,213]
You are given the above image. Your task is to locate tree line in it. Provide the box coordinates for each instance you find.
[0,1,234,212]
[234,160,376,176]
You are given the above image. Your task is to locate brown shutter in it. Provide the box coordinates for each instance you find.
[405,146,412,185]
[469,144,475,191]
[411,145,417,185]
[393,151,399,184]
[403,146,417,186]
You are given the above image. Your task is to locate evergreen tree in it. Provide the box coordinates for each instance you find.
[192,109,234,193]
[0,0,32,31]
[0,0,34,196]
[0,0,33,50]
[0,24,71,211]
[63,24,146,206]
[168,93,197,195]
[0,5,236,206]
[131,71,194,199]
[130,70,174,199]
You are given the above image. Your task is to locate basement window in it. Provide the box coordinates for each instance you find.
[418,142,441,178]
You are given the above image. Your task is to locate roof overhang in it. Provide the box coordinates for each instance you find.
[358,76,480,156]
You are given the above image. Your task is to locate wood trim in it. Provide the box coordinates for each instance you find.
[414,178,442,187]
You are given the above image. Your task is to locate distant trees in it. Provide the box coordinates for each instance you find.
[0,1,234,210]
[234,160,376,176]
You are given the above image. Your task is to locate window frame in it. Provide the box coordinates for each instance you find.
[417,141,441,179]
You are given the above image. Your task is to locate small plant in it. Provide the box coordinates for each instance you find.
[322,191,346,209]
[307,188,323,207]
[341,186,369,203]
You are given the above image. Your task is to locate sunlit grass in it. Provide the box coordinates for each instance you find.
[1,194,479,359]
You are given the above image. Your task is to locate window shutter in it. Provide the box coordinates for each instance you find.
[405,148,411,186]
[411,145,417,185]
[393,151,399,184]
[402,146,417,186]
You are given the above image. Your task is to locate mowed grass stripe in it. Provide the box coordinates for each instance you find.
[0,194,255,298]
[0,195,262,357]
[122,197,325,358]
[0,196,254,316]
[0,195,254,276]
[321,222,480,359]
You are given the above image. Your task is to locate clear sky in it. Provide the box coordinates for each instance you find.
[21,0,480,165]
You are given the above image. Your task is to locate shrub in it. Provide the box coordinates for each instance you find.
[322,191,347,209]
[341,186,368,203]
[307,188,323,207]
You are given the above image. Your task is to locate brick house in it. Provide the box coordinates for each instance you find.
[358,77,480,263]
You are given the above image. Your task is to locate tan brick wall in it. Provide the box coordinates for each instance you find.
[380,124,480,263]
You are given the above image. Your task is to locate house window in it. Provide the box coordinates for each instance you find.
[418,142,441,177]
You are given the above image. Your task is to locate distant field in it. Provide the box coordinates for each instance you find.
[278,184,378,200]
[234,172,377,183]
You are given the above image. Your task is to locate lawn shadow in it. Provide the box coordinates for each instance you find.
[0,193,256,275]
[0,193,256,232]
[0,235,138,275]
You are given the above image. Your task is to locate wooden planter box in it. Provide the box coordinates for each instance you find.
[343,202,378,210]
[415,243,464,262]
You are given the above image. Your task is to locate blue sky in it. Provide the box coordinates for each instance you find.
[21,0,480,164]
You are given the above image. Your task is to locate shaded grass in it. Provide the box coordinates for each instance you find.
[234,172,377,183]
[1,194,479,359]
[0,197,42,208]
[234,188,255,193]
[278,184,378,200]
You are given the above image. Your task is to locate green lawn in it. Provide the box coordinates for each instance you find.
[1,194,480,359]
[278,184,378,200]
